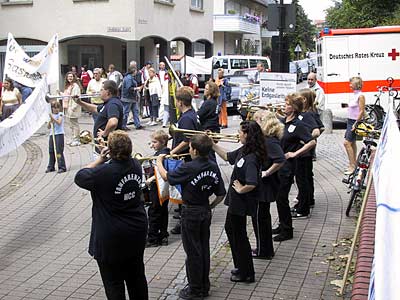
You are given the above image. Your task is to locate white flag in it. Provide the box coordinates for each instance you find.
[368,105,400,299]
[3,33,59,87]
[0,78,50,157]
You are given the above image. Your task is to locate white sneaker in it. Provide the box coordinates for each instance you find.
[149,121,158,126]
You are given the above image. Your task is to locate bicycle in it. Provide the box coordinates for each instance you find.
[342,122,380,217]
[365,77,400,129]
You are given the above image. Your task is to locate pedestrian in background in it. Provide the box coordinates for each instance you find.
[0,77,22,121]
[215,68,229,128]
[62,72,82,146]
[145,67,162,126]
[343,76,365,175]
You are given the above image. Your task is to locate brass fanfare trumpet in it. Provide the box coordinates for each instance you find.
[45,93,101,103]
[169,124,240,143]
[133,152,191,163]
[238,101,286,120]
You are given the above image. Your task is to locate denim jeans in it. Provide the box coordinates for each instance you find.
[122,101,141,128]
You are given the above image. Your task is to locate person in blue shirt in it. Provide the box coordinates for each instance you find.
[46,101,66,173]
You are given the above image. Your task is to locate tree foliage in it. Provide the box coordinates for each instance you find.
[286,0,317,60]
[326,0,400,28]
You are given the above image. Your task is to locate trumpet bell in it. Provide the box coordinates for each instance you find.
[79,130,93,144]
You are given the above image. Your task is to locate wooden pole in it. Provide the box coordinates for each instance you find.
[339,169,374,295]
[50,122,58,170]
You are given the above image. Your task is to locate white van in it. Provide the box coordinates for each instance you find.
[212,55,271,78]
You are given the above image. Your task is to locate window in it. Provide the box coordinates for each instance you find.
[249,59,268,69]
[154,0,174,5]
[1,0,33,5]
[230,59,248,69]
[191,0,203,9]
[213,58,228,69]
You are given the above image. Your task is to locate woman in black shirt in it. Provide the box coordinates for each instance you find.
[74,130,148,299]
[252,110,285,259]
[213,120,267,283]
[274,93,316,242]
[197,81,220,133]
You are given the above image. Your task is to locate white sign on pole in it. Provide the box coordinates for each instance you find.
[259,72,297,105]
[3,33,59,87]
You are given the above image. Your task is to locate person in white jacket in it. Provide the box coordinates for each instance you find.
[144,68,162,126]
[158,62,170,127]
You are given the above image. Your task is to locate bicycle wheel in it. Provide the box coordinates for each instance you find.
[365,105,385,129]
[346,188,359,217]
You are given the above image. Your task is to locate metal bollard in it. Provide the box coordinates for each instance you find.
[321,109,333,134]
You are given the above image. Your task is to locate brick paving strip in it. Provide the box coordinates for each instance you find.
[0,115,358,299]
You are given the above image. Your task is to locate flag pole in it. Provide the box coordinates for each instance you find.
[339,169,374,295]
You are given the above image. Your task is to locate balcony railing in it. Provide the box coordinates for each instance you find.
[213,15,260,35]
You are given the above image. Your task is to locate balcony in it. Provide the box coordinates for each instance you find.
[213,15,260,35]
[261,27,279,38]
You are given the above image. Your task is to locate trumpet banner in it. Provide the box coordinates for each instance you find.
[154,158,183,205]
[3,33,59,87]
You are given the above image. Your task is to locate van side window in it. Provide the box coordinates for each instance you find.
[250,59,269,69]
[230,59,248,69]
[213,58,228,69]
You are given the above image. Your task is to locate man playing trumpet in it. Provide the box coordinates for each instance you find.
[73,80,124,157]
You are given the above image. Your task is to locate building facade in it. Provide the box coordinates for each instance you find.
[0,0,213,81]
[213,0,277,56]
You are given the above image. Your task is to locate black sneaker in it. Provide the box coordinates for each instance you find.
[136,125,143,130]
[45,168,55,173]
[159,236,168,246]
[145,240,160,248]
[170,224,181,235]
[178,286,203,300]
[291,211,310,219]
[272,227,281,235]
[57,169,66,174]
[273,232,293,242]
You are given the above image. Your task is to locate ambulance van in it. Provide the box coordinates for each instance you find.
[316,26,400,121]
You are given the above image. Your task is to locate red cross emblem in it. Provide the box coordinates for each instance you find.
[388,48,399,61]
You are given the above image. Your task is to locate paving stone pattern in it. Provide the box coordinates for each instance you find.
[0,115,356,299]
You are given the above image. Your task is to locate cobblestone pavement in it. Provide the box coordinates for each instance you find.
[0,114,356,300]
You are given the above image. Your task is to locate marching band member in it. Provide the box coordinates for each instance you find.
[298,88,324,209]
[145,130,170,247]
[74,80,123,157]
[291,92,320,218]
[157,134,226,299]
[252,110,285,259]
[212,120,267,283]
[198,81,220,133]
[273,93,316,242]
[74,130,148,300]
[169,86,201,235]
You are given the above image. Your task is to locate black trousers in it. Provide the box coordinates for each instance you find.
[147,186,169,242]
[181,205,211,294]
[276,161,295,234]
[96,256,148,300]
[48,134,66,171]
[295,156,313,215]
[251,202,274,257]
[225,212,254,278]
